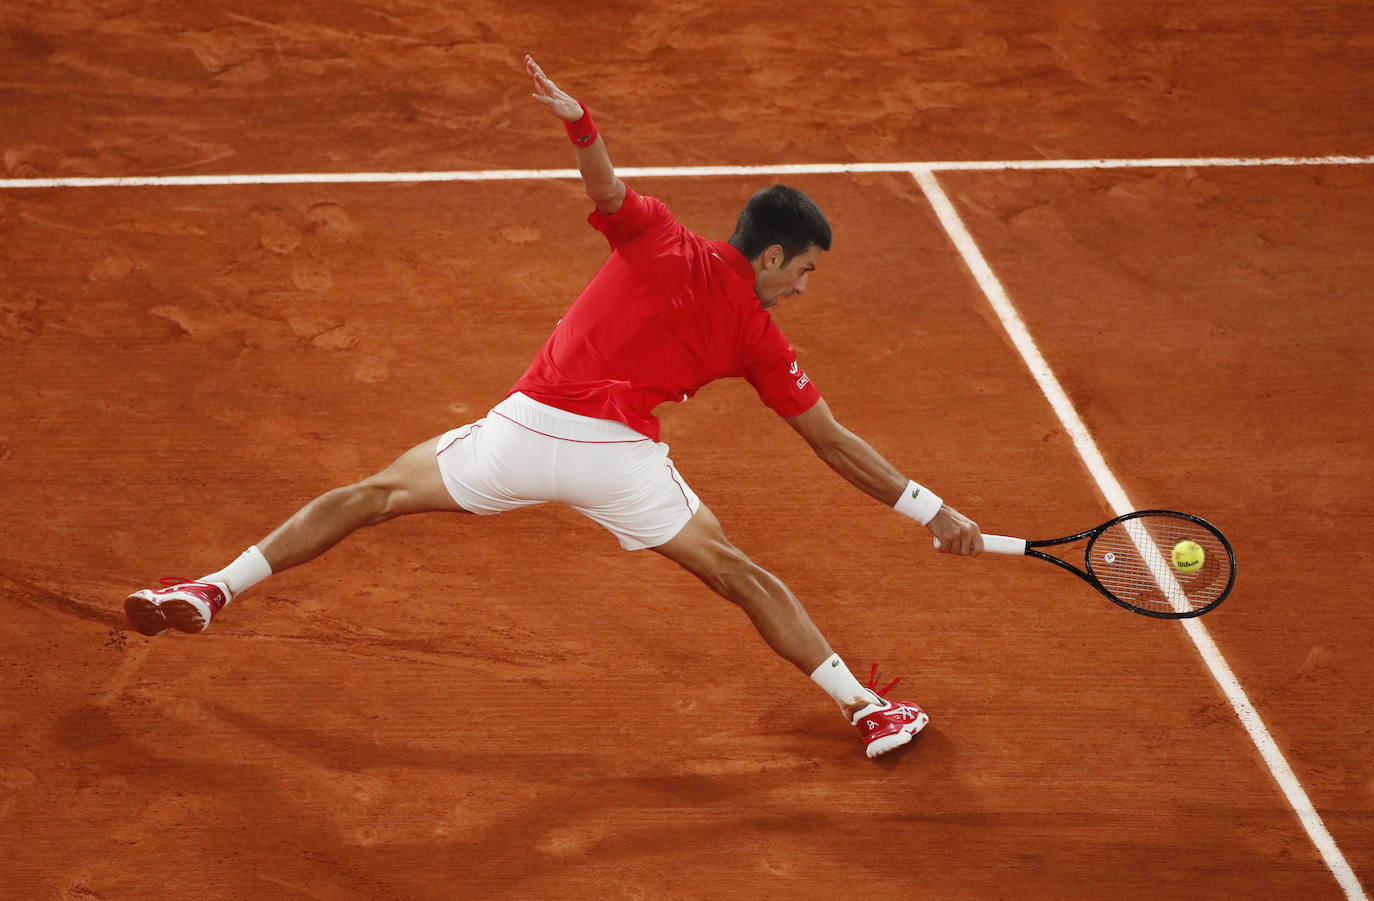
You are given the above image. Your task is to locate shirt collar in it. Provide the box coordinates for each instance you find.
[711,241,760,300]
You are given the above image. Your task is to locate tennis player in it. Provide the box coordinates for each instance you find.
[125,56,984,759]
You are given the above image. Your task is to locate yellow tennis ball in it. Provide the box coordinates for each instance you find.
[1172,540,1205,573]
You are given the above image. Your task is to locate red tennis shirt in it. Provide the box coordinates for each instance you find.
[509,186,821,441]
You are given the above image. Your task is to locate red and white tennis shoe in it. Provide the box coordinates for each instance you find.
[124,578,228,636]
[853,664,929,759]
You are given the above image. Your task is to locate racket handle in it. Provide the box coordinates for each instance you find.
[933,534,1028,555]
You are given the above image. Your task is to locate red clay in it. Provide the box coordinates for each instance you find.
[2,4,1371,899]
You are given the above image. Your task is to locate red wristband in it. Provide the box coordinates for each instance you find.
[564,101,599,147]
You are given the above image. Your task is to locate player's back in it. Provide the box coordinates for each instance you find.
[512,189,770,439]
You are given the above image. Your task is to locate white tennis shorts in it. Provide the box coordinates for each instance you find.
[434,392,701,550]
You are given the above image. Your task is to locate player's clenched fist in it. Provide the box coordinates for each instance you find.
[929,505,984,556]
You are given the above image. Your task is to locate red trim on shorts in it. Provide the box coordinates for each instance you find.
[491,410,650,444]
[436,424,481,457]
[666,463,694,511]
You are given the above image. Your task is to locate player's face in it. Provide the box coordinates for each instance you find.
[758,246,822,309]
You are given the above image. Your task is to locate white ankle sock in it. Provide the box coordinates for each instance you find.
[809,653,882,719]
[199,546,273,602]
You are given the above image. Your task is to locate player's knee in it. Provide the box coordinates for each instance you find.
[344,476,404,524]
[353,443,458,518]
[705,549,767,604]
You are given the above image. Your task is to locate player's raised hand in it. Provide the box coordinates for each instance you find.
[526,55,583,121]
[928,504,984,556]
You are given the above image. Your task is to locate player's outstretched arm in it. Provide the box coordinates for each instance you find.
[525,55,625,213]
[785,398,984,555]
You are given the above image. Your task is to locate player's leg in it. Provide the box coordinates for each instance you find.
[126,434,469,636]
[541,400,928,758]
[651,503,831,673]
[651,503,930,757]
[652,504,883,716]
[255,433,469,574]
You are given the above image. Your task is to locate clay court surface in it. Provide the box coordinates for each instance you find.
[3,3,1373,899]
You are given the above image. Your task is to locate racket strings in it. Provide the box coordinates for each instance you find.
[1088,516,1231,615]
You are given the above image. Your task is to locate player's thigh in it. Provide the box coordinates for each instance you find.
[650,502,746,578]
[365,434,471,515]
[563,436,700,550]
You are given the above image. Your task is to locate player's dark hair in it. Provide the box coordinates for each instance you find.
[728,185,832,263]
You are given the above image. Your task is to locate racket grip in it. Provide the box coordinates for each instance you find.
[933,534,1028,555]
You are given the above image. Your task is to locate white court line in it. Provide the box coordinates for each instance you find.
[911,165,1368,901]
[1,154,1373,189]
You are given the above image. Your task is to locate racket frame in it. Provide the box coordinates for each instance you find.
[1018,509,1236,619]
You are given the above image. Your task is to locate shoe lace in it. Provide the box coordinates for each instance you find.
[867,663,901,698]
[158,577,197,587]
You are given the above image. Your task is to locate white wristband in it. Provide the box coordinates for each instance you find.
[893,479,943,526]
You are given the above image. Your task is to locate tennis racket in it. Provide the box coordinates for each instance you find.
[938,510,1236,619]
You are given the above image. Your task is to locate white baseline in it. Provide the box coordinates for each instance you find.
[2,154,1373,189]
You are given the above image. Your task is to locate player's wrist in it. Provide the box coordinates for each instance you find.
[564,101,599,146]
[893,479,943,526]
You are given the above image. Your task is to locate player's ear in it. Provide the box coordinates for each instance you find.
[759,244,786,270]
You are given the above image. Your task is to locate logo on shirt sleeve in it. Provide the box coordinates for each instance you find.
[788,359,809,389]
